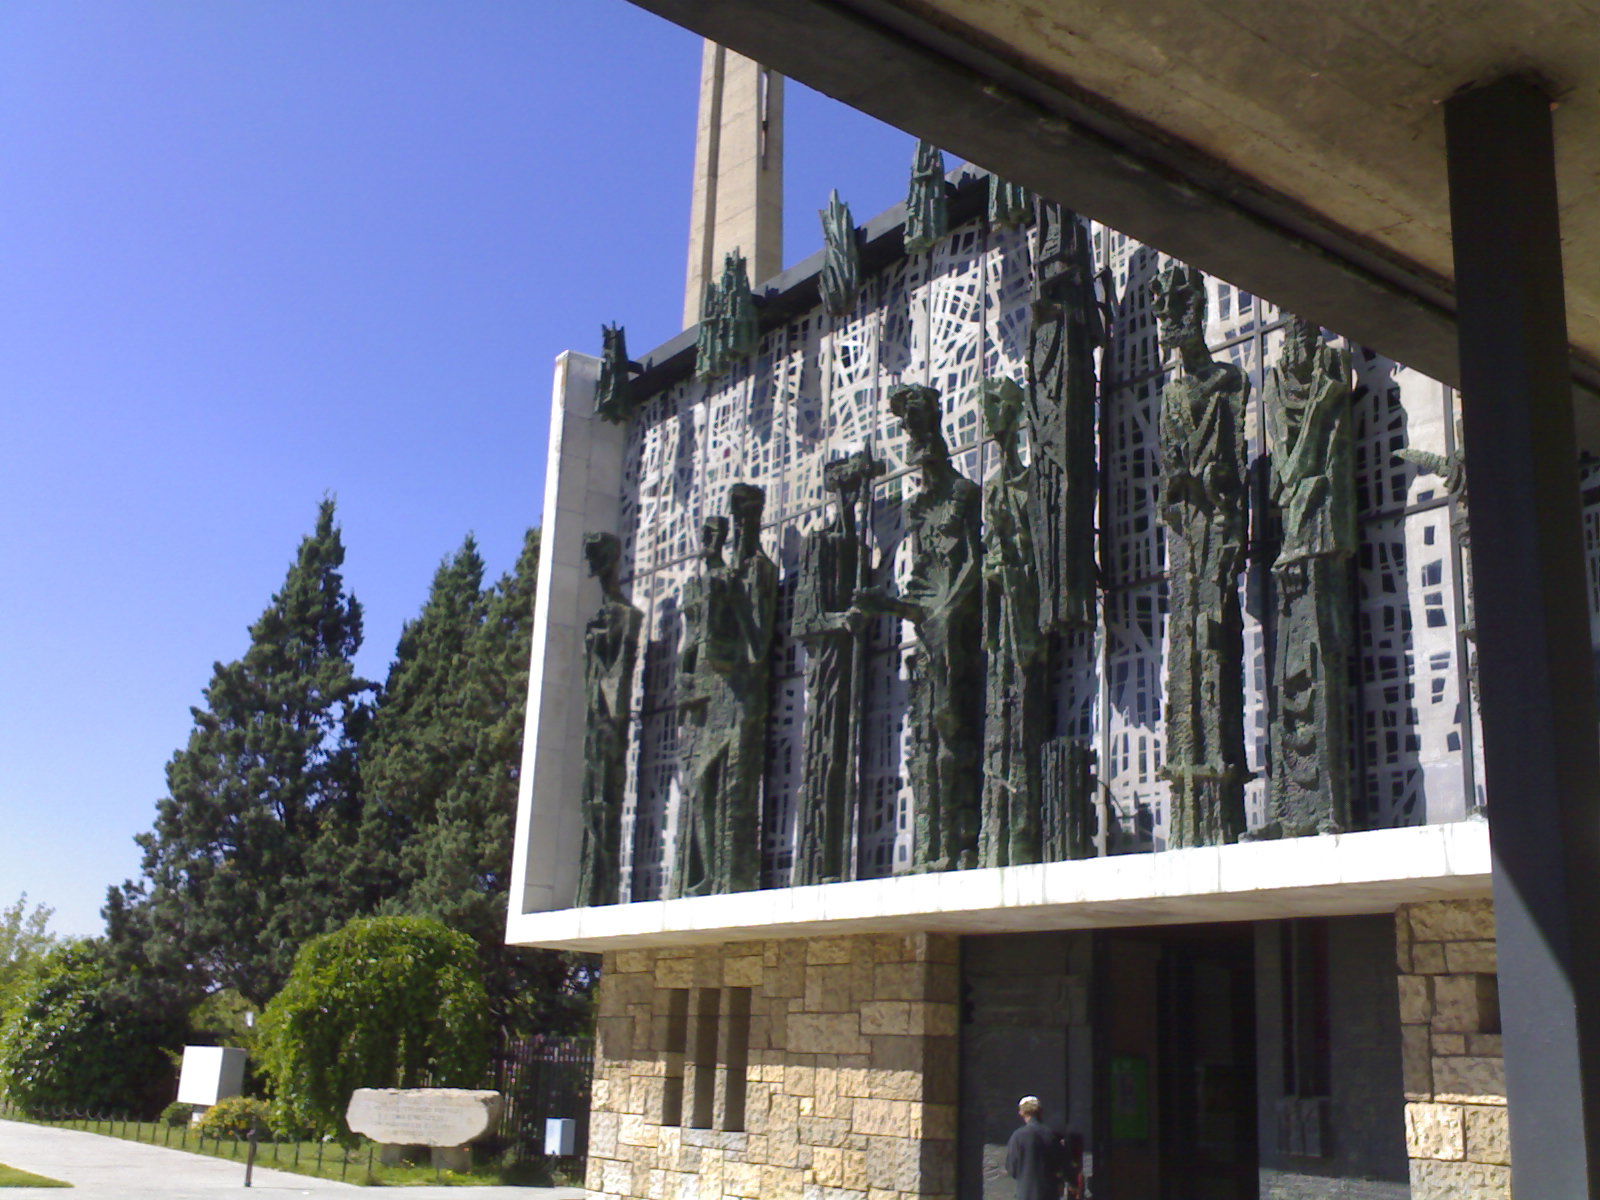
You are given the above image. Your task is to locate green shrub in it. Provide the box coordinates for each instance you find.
[257,916,489,1137]
[159,1100,195,1127]
[197,1095,270,1140]
[0,942,183,1116]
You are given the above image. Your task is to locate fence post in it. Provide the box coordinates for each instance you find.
[244,1127,258,1187]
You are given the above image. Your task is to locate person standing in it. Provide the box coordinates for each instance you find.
[1005,1095,1065,1200]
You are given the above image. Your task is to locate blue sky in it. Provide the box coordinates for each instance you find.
[0,1,915,937]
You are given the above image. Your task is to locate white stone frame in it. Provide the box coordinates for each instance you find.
[507,351,626,919]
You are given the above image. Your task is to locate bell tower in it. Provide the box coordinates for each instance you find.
[683,42,783,327]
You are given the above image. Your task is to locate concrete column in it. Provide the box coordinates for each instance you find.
[1444,74,1600,1198]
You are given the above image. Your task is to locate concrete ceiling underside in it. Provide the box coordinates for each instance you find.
[629,0,1600,439]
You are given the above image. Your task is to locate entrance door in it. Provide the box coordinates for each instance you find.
[1097,925,1257,1200]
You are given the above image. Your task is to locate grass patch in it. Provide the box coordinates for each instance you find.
[2,1113,577,1187]
[0,1163,71,1186]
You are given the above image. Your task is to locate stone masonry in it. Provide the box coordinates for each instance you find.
[586,934,959,1200]
[1396,898,1509,1199]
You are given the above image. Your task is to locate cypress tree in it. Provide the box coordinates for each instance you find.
[109,499,372,1006]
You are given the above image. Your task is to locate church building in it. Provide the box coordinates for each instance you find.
[508,44,1534,1200]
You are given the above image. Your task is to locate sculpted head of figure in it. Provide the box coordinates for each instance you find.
[1278,315,1322,382]
[1151,262,1207,359]
[583,530,622,589]
[699,516,729,563]
[888,384,949,468]
[823,449,882,502]
[981,377,1025,448]
[727,483,765,550]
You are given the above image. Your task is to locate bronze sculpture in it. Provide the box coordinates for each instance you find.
[820,190,861,319]
[576,531,642,907]
[979,379,1047,866]
[1152,263,1249,847]
[904,140,949,255]
[857,385,983,871]
[595,323,642,424]
[793,451,881,885]
[1262,318,1355,837]
[672,486,778,895]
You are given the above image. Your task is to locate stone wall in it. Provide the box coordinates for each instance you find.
[1396,898,1509,1199]
[586,934,959,1200]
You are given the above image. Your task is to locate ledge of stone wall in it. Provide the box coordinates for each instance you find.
[509,821,1492,951]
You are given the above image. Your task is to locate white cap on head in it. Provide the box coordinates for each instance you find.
[1018,1095,1041,1115]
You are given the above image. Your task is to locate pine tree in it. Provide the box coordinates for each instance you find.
[365,529,591,1034]
[108,499,372,1006]
[349,538,487,912]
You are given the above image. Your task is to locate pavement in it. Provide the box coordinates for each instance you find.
[0,1119,588,1199]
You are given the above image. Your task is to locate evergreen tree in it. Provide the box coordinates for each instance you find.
[349,538,487,912]
[108,499,372,1006]
[360,529,591,1034]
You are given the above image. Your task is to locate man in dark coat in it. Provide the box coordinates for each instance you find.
[1005,1095,1064,1200]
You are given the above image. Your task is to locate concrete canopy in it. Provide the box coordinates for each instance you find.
[629,0,1600,436]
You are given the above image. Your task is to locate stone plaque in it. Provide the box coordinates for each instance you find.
[344,1087,503,1148]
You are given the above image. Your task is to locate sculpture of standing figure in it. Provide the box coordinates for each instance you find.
[857,385,983,871]
[793,451,881,885]
[1263,318,1355,837]
[979,379,1047,867]
[576,531,642,907]
[672,486,778,896]
[1026,202,1104,635]
[1152,263,1250,848]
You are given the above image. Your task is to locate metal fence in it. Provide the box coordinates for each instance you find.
[491,1034,593,1163]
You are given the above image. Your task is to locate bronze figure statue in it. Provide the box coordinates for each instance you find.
[857,385,983,871]
[1152,263,1249,847]
[1262,318,1355,837]
[672,486,778,895]
[979,379,1047,866]
[576,531,642,907]
[793,451,881,885]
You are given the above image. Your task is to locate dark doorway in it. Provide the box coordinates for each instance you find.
[1097,924,1258,1200]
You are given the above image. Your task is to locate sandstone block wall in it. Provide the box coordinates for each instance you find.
[1396,898,1509,1200]
[586,934,959,1200]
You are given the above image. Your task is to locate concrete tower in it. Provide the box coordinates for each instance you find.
[683,42,783,328]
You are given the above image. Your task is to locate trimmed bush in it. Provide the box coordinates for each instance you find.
[257,916,489,1136]
[159,1100,195,1127]
[197,1095,270,1140]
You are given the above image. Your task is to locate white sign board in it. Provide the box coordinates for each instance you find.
[176,1046,246,1107]
[544,1117,576,1156]
[345,1088,503,1148]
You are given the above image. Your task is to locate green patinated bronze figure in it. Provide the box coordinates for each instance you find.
[1261,317,1355,838]
[979,378,1047,867]
[576,531,642,907]
[672,485,778,896]
[793,451,881,886]
[987,175,1031,231]
[904,141,949,255]
[820,190,861,319]
[1152,263,1249,848]
[857,385,983,872]
[1026,202,1104,636]
[695,250,760,380]
[595,323,643,424]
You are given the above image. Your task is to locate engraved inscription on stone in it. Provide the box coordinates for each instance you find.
[345,1088,504,1148]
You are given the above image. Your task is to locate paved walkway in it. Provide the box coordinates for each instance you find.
[0,1119,587,1199]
